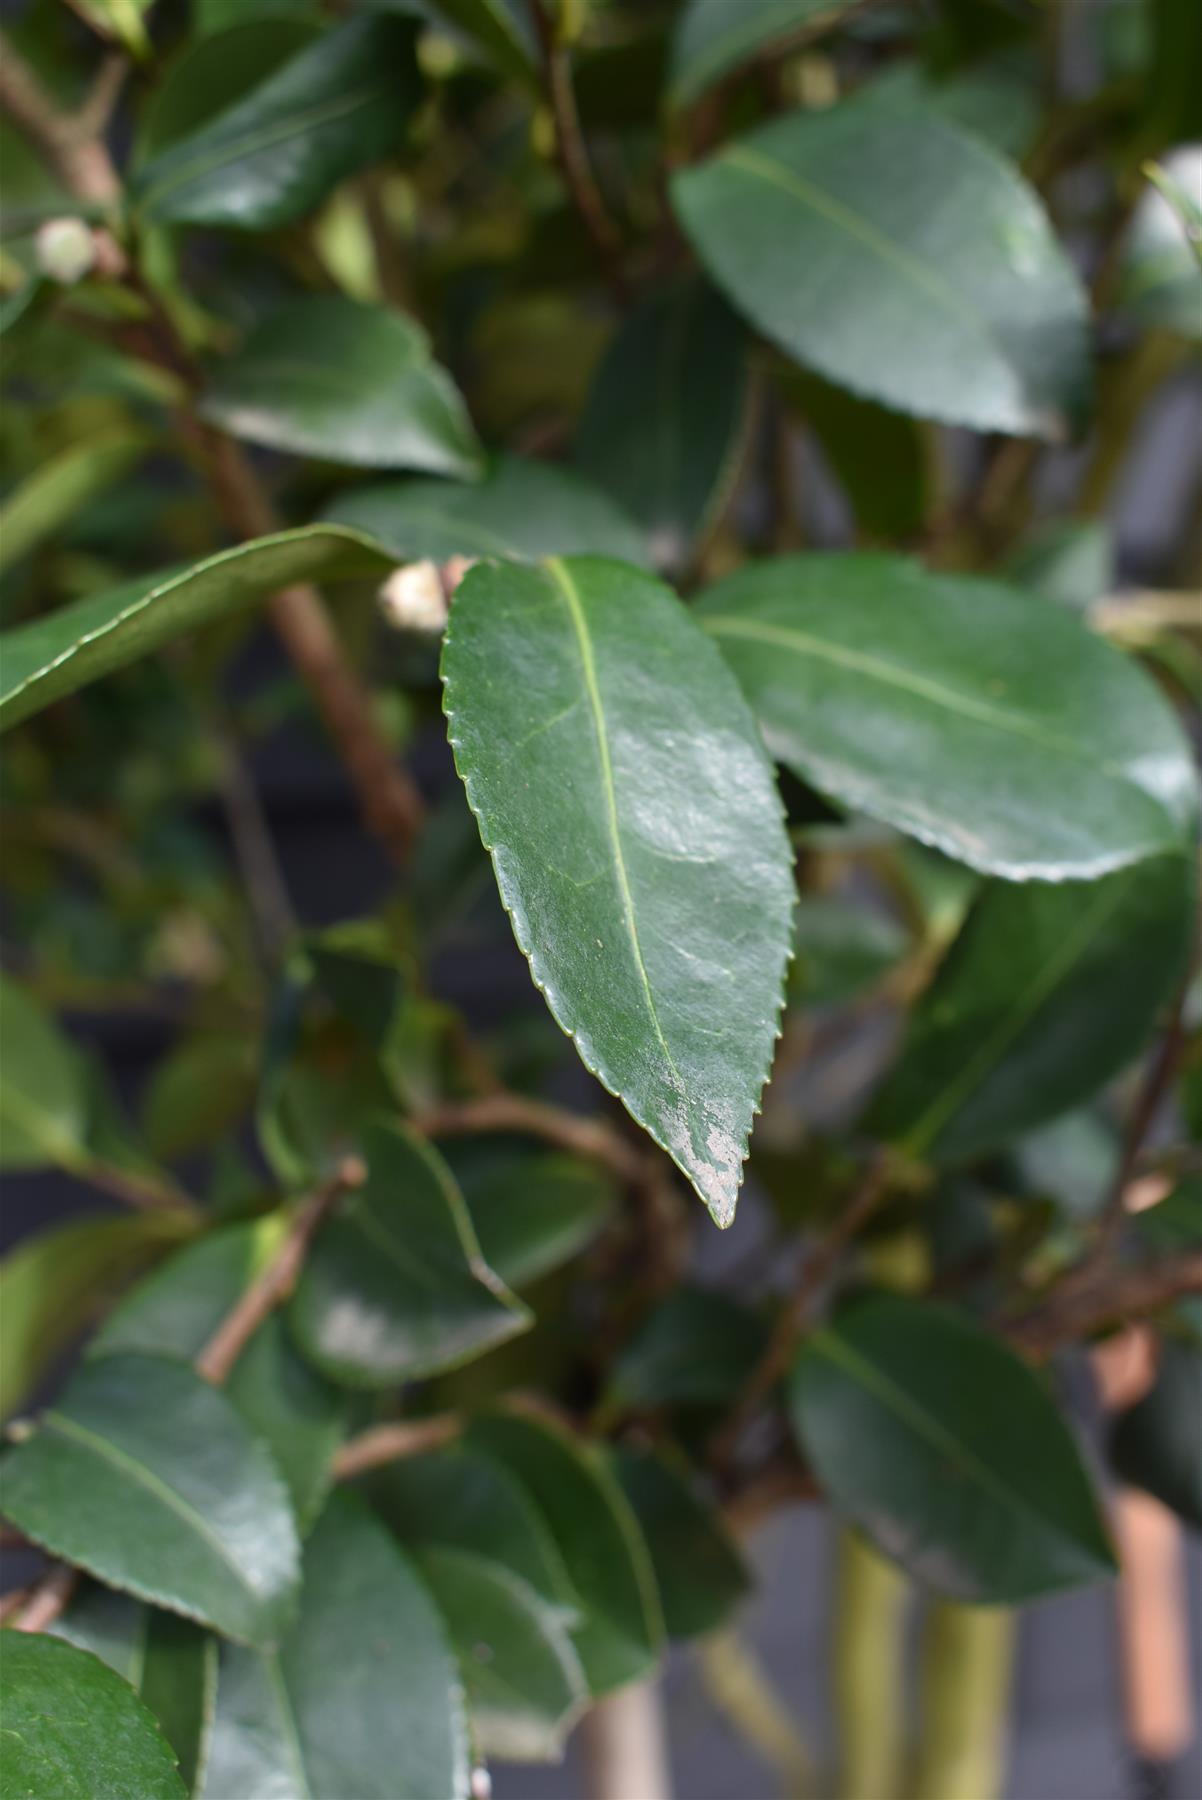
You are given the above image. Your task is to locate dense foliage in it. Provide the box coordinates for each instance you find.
[0,2,1199,1796]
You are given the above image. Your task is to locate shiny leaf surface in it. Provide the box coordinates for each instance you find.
[1,1353,300,1645]
[291,1120,530,1387]
[0,526,395,732]
[673,96,1090,436]
[575,281,747,572]
[202,296,482,476]
[362,1446,579,1612]
[442,555,795,1225]
[696,554,1197,878]
[871,854,1194,1160]
[327,454,648,567]
[790,1296,1117,1601]
[611,1446,750,1639]
[467,1410,663,1695]
[0,1634,186,1800]
[441,1139,617,1289]
[200,1492,468,1800]
[417,1547,588,1761]
[134,15,419,229]
[94,1220,345,1529]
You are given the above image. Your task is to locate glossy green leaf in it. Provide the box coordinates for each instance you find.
[441,1139,617,1289]
[575,281,748,573]
[0,428,150,574]
[133,15,419,229]
[1117,146,1202,339]
[0,974,86,1167]
[135,19,322,161]
[869,50,1042,160]
[141,1032,258,1162]
[611,1446,750,1639]
[0,525,395,732]
[200,1492,469,1800]
[695,554,1198,878]
[54,1589,216,1796]
[668,0,852,106]
[1006,519,1112,610]
[327,454,648,568]
[418,0,538,82]
[467,1410,664,1695]
[790,1296,1117,1601]
[417,1547,588,1761]
[609,1286,768,1411]
[1,1211,189,1419]
[442,555,795,1225]
[871,854,1195,1161]
[94,1221,345,1528]
[362,1447,579,1613]
[1110,1342,1202,1528]
[0,1352,300,1646]
[291,1119,530,1387]
[0,1634,186,1800]
[673,96,1091,436]
[202,297,482,476]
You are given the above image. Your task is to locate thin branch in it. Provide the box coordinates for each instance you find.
[711,1148,892,1467]
[416,1092,648,1187]
[0,30,120,205]
[333,1416,461,1480]
[13,1565,79,1635]
[1075,961,1195,1287]
[69,1151,196,1217]
[196,1157,365,1385]
[1006,1249,1202,1359]
[528,1,624,290]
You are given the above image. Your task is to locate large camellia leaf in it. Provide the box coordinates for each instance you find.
[200,1493,469,1800]
[0,1353,300,1646]
[790,1296,1116,1602]
[575,281,748,573]
[442,555,795,1225]
[54,1587,215,1796]
[673,95,1090,437]
[668,0,853,106]
[133,14,419,229]
[0,1634,186,1800]
[695,554,1197,879]
[416,1547,588,1761]
[327,454,648,567]
[94,1220,345,1530]
[611,1446,750,1640]
[468,1409,664,1696]
[0,973,86,1166]
[362,1446,579,1613]
[0,526,395,731]
[1,1210,188,1418]
[870,854,1195,1161]
[203,297,482,476]
[291,1120,530,1386]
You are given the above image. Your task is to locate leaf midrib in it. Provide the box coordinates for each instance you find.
[140,83,390,212]
[545,558,687,1106]
[904,875,1130,1153]
[701,613,1144,792]
[809,1327,1100,1566]
[41,1410,266,1604]
[719,143,1015,379]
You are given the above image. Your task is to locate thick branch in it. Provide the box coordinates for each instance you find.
[1006,1249,1202,1359]
[332,1416,461,1480]
[196,1157,364,1385]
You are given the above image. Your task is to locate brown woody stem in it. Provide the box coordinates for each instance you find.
[332,1416,461,1480]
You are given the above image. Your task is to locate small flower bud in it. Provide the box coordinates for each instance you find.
[35,217,97,286]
